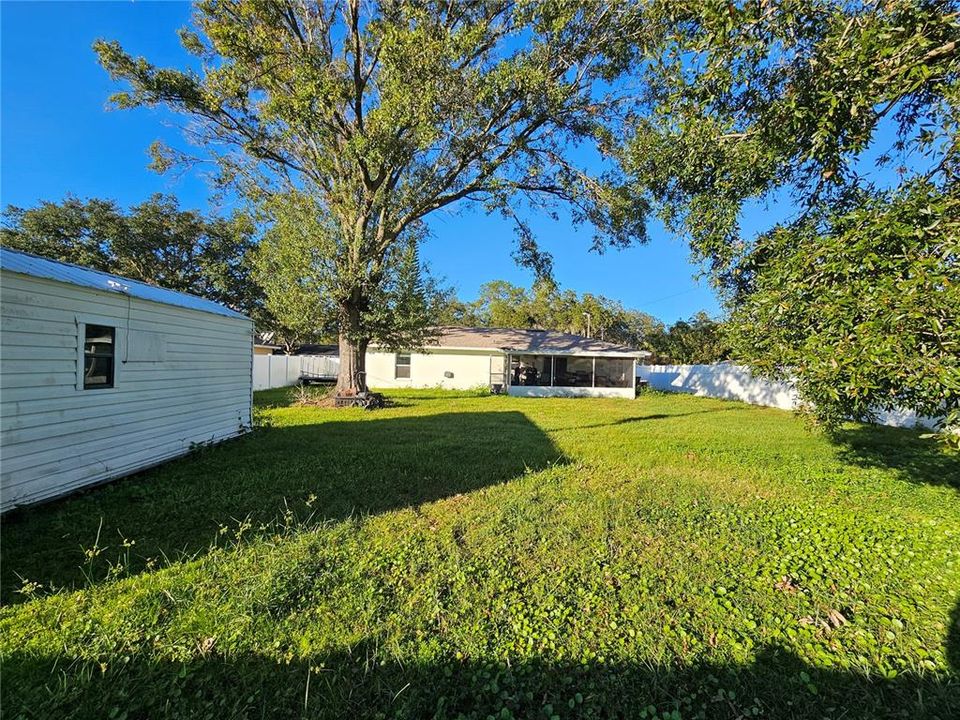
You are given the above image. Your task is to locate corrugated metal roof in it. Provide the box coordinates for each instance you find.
[0,247,250,320]
[421,326,650,357]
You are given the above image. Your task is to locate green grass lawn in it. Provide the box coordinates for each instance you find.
[2,389,958,719]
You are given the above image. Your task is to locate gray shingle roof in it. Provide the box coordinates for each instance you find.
[425,326,649,356]
[0,247,249,320]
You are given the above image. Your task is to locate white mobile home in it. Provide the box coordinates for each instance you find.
[366,327,649,398]
[0,248,253,512]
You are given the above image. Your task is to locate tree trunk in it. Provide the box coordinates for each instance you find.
[336,332,368,394]
[335,300,369,394]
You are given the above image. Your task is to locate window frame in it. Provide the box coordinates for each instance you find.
[394,352,412,380]
[76,315,122,392]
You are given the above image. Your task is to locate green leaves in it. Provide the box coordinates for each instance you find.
[645,312,730,364]
[93,1,649,387]
[0,193,267,325]
[616,1,960,437]
[431,277,668,350]
[729,180,960,434]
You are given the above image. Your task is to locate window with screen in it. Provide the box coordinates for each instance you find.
[553,356,594,387]
[509,355,552,386]
[594,357,633,388]
[83,324,115,389]
[395,353,411,379]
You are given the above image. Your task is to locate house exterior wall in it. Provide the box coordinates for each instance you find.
[0,270,253,512]
[367,348,637,398]
[366,349,495,390]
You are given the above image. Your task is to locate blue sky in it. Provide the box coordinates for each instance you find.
[0,1,731,323]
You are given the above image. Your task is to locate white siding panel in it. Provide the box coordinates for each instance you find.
[0,270,253,512]
[2,379,250,418]
[0,334,77,356]
[5,423,247,507]
[0,372,77,388]
[5,409,247,482]
[0,317,78,338]
[0,375,250,404]
[3,395,249,450]
[1,358,76,375]
[3,286,249,340]
[0,344,78,361]
[4,391,245,432]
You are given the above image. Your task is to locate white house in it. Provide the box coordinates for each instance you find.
[0,248,253,512]
[365,326,649,398]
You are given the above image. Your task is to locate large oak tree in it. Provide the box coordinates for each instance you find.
[95,0,644,392]
[619,0,959,435]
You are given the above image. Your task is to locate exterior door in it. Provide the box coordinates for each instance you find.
[489,355,507,393]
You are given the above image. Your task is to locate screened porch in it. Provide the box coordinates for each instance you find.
[508,354,635,390]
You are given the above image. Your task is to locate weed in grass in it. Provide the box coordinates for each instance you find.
[293,383,334,407]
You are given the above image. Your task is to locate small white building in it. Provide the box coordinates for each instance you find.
[365,326,649,398]
[0,248,253,512]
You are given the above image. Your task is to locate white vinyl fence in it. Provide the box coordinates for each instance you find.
[637,362,936,430]
[253,354,340,391]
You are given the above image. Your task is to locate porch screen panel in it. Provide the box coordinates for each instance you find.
[510,354,552,386]
[594,357,633,388]
[553,356,593,387]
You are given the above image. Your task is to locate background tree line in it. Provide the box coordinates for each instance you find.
[435,279,729,364]
[0,194,269,328]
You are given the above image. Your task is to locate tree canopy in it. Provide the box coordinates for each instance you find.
[618,0,959,433]
[95,0,645,391]
[644,312,730,365]
[251,192,447,352]
[0,194,267,325]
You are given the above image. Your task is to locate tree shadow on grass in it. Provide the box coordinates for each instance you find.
[951,598,960,677]
[0,411,564,603]
[833,424,960,491]
[551,407,735,433]
[3,632,958,720]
